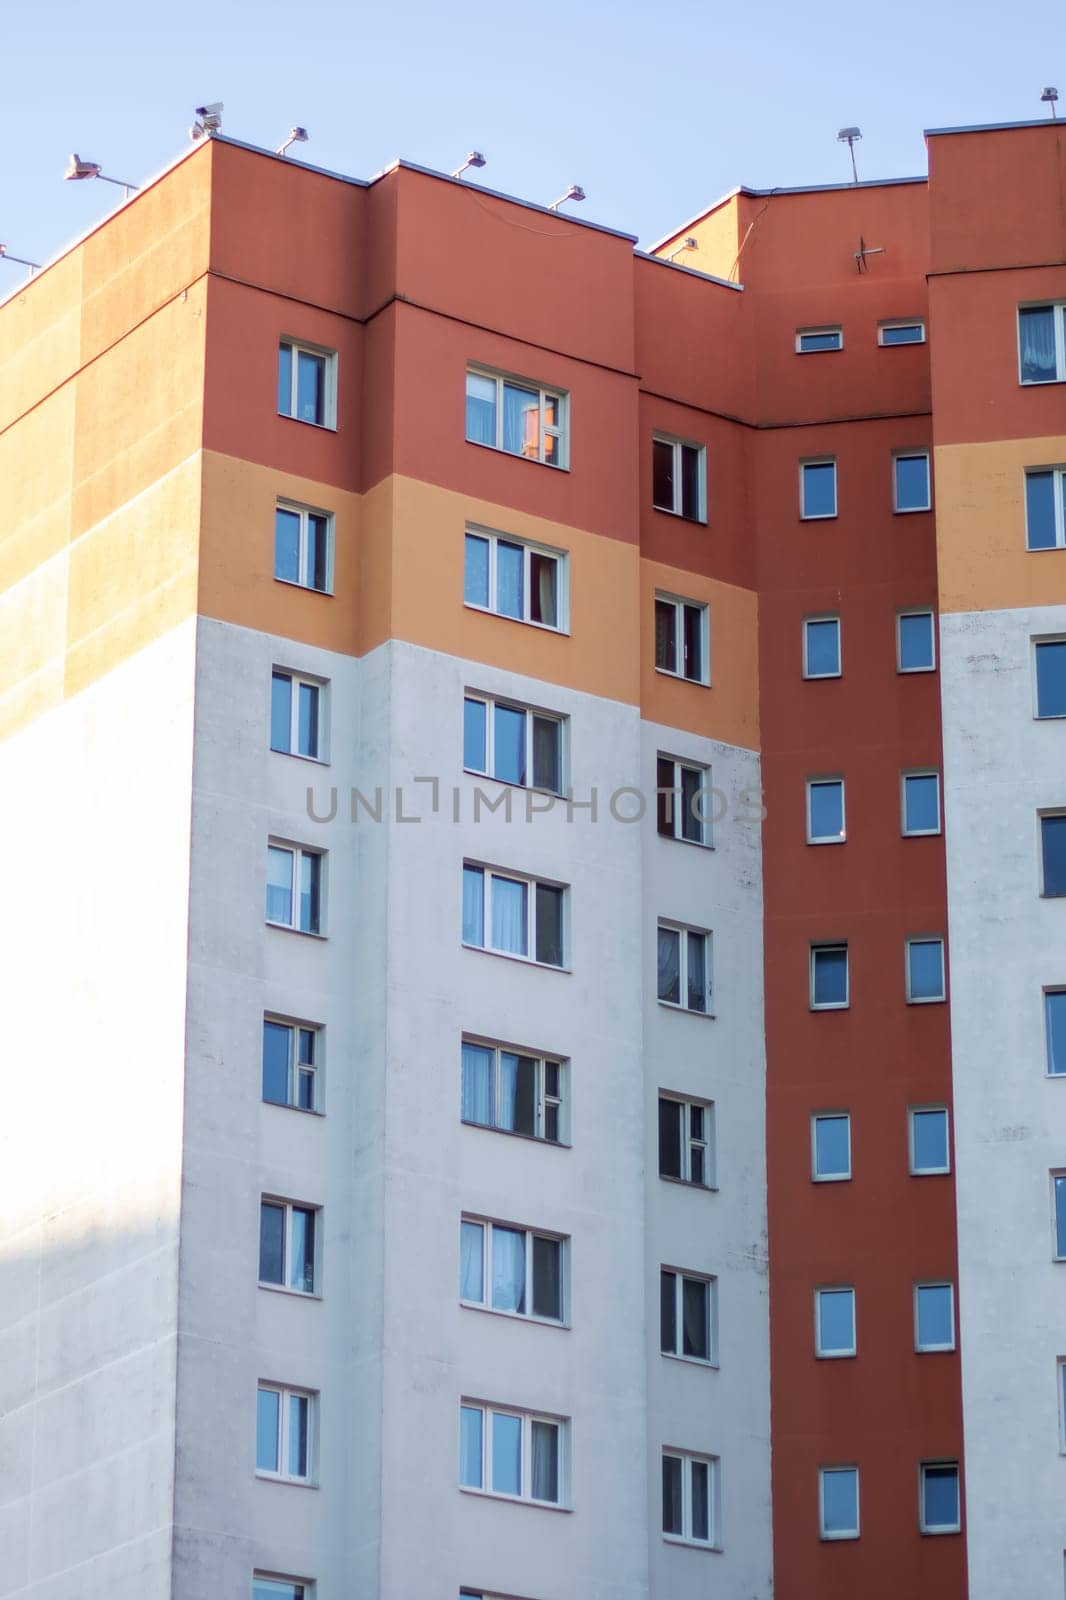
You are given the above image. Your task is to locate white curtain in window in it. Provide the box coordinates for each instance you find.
[460,1221,484,1301]
[462,867,484,946]
[502,383,537,456]
[465,375,496,444]
[461,1043,494,1124]
[496,541,524,618]
[459,1406,483,1488]
[491,877,527,955]
[1020,307,1056,381]
[657,926,680,1002]
[530,1420,559,1502]
[491,1226,526,1313]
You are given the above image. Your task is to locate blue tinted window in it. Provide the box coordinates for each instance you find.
[813,1115,850,1179]
[1037,643,1066,717]
[277,344,293,415]
[270,673,292,753]
[1020,306,1057,383]
[262,1021,291,1105]
[256,1388,280,1472]
[799,329,842,352]
[465,373,496,445]
[895,453,930,511]
[821,1467,858,1535]
[459,1406,483,1488]
[911,1108,949,1173]
[921,1465,959,1530]
[463,699,487,773]
[916,1284,953,1349]
[493,705,526,785]
[1047,993,1066,1076]
[1042,815,1066,896]
[881,322,924,345]
[907,939,945,1001]
[904,774,940,834]
[805,618,840,677]
[462,866,484,946]
[802,461,837,518]
[496,540,524,618]
[1025,472,1058,550]
[274,507,301,582]
[464,534,490,607]
[812,946,848,1007]
[809,781,845,842]
[492,1412,522,1496]
[296,349,325,425]
[899,612,935,671]
[817,1289,855,1354]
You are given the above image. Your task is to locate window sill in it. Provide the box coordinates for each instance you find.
[902,829,942,838]
[273,577,334,598]
[462,768,566,802]
[1025,545,1066,554]
[816,1350,856,1361]
[460,1301,569,1331]
[652,504,708,526]
[819,1532,859,1543]
[910,1168,951,1178]
[460,1118,570,1150]
[465,437,570,472]
[270,748,330,767]
[810,1003,849,1012]
[906,995,947,1005]
[894,506,933,516]
[807,837,846,846]
[1020,377,1066,387]
[255,1472,318,1488]
[802,672,842,682]
[658,832,715,851]
[654,668,711,688]
[257,1282,322,1301]
[812,1173,852,1184]
[265,922,328,941]
[278,412,337,432]
[915,1345,956,1355]
[919,1527,961,1538]
[800,513,838,522]
[262,1099,325,1117]
[659,1174,718,1193]
[459,1486,571,1513]
[657,1000,716,1020]
[662,1535,722,1552]
[463,602,569,637]
[662,1350,719,1371]
[462,942,569,975]
[897,665,937,675]
[1035,713,1066,721]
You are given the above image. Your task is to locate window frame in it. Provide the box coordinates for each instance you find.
[897,608,937,673]
[459,1400,568,1507]
[266,841,325,936]
[661,1448,720,1548]
[262,1016,321,1113]
[806,776,846,845]
[657,920,714,1016]
[463,526,569,632]
[908,1105,951,1176]
[1034,637,1066,718]
[461,863,568,970]
[255,1383,316,1484]
[893,450,932,514]
[815,1286,857,1359]
[459,1215,568,1326]
[819,1465,860,1541]
[800,457,838,521]
[1018,301,1066,386]
[810,942,849,1011]
[654,591,710,685]
[277,337,337,430]
[879,319,926,346]
[270,669,328,763]
[914,1282,956,1353]
[253,1575,311,1600]
[1053,1172,1066,1261]
[1046,989,1066,1078]
[460,1036,568,1145]
[465,366,569,469]
[660,1267,718,1366]
[658,1094,716,1189]
[258,1196,319,1297]
[901,770,942,837]
[811,1112,852,1183]
[656,753,713,847]
[796,326,844,353]
[802,614,842,680]
[652,432,708,522]
[918,1461,961,1536]
[1025,467,1066,551]
[905,936,947,1004]
[1040,811,1066,897]
[463,691,567,796]
[274,500,334,594]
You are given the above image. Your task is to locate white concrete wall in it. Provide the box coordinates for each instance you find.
[0,621,197,1599]
[941,602,1066,1598]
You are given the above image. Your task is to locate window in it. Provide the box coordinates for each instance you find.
[463,695,564,794]
[796,326,843,353]
[266,843,323,935]
[459,1403,565,1505]
[897,609,937,672]
[271,671,325,760]
[819,1466,859,1540]
[919,1462,961,1534]
[460,1218,565,1323]
[1036,640,1066,717]
[655,593,709,684]
[661,1270,717,1363]
[653,434,706,521]
[253,1579,310,1600]
[800,459,837,520]
[807,778,845,844]
[461,1039,566,1143]
[259,1199,317,1294]
[256,1384,313,1482]
[262,1018,319,1111]
[658,1096,715,1188]
[1019,302,1066,384]
[464,529,565,629]
[275,502,332,593]
[465,368,567,468]
[915,1283,955,1352]
[1055,1174,1066,1260]
[811,944,848,1010]
[1042,814,1066,896]
[879,320,925,346]
[657,922,713,1014]
[902,772,941,836]
[815,1287,856,1358]
[909,1107,950,1175]
[906,937,946,1003]
[462,865,565,967]
[803,616,841,679]
[812,1113,851,1181]
[662,1450,719,1547]
[894,452,931,513]
[657,755,712,845]
[1026,469,1066,551]
[1047,991,1066,1076]
[278,339,335,428]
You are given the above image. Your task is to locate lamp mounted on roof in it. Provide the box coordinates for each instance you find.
[63,154,139,199]
[277,127,309,157]
[548,184,585,212]
[452,151,486,180]
[667,236,698,263]
[837,126,862,184]
[1041,87,1059,119]
[0,243,41,278]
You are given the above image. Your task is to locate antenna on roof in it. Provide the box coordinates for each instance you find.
[837,126,862,184]
[0,243,41,278]
[1041,87,1059,119]
[452,151,486,180]
[548,184,585,212]
[277,127,309,157]
[190,103,223,141]
[854,234,885,274]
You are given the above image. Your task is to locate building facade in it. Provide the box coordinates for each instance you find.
[0,115,1063,1600]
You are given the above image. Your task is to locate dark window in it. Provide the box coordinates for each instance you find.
[1042,815,1066,895]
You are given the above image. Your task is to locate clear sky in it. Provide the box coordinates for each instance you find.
[2,0,1062,275]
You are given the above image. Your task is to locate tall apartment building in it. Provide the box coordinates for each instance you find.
[0,115,1063,1600]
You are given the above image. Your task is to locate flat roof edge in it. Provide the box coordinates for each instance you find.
[210,133,370,186]
[632,249,744,291]
[372,158,639,242]
[648,174,928,252]
[925,117,1061,137]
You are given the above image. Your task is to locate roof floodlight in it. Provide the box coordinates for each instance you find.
[667,236,699,262]
[836,126,862,183]
[63,153,138,197]
[0,243,41,276]
[452,150,487,179]
[1041,86,1059,118]
[548,183,585,211]
[277,127,309,157]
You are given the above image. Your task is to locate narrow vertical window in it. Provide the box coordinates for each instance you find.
[812,1113,851,1181]
[1035,641,1066,717]
[897,609,937,672]
[803,616,841,678]
[1041,814,1066,896]
[819,1467,860,1539]
[919,1462,961,1534]
[902,772,941,835]
[806,778,846,843]
[1026,470,1066,551]
[893,452,931,512]
[800,459,837,519]
[909,1107,950,1175]
[811,944,849,1009]
[1047,991,1066,1076]
[815,1287,857,1357]
[906,937,946,1002]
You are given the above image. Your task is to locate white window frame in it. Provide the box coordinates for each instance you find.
[266,841,325,936]
[258,1197,319,1297]
[462,863,567,969]
[1054,1172,1066,1261]
[658,1094,716,1188]
[465,366,569,469]
[652,432,707,522]
[463,692,566,795]
[1018,301,1066,386]
[661,1449,720,1548]
[657,753,713,847]
[274,500,335,594]
[1042,810,1066,897]
[459,1401,568,1507]
[262,1016,321,1113]
[810,943,849,1010]
[796,326,843,353]
[1058,1359,1066,1452]
[463,526,569,631]
[1034,637,1066,718]
[811,1112,852,1182]
[914,1282,956,1353]
[1047,989,1066,1078]
[460,1216,568,1325]
[278,338,337,429]
[879,319,926,346]
[918,1461,961,1535]
[908,1105,951,1176]
[657,920,714,1016]
[800,457,838,520]
[893,450,932,513]
[802,614,842,679]
[460,1036,567,1144]
[253,1574,312,1600]
[660,1268,718,1366]
[901,770,942,837]
[896,608,937,673]
[819,1466,860,1540]
[905,936,946,1003]
[255,1383,315,1484]
[270,669,328,762]
[806,776,846,844]
[654,591,710,685]
[815,1286,856,1358]
[1025,467,1066,551]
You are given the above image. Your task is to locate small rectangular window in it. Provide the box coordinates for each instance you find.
[658,1095,715,1188]
[652,435,707,521]
[807,778,846,844]
[1026,469,1066,551]
[909,1107,950,1175]
[1042,814,1066,896]
[462,864,566,968]
[256,1384,314,1482]
[919,1462,961,1534]
[459,1402,566,1505]
[461,1038,566,1143]
[894,452,931,513]
[897,609,937,672]
[262,1018,319,1111]
[803,616,841,678]
[1019,303,1066,385]
[657,755,712,845]
[801,459,837,520]
[1036,641,1066,718]
[660,1270,717,1364]
[655,593,709,684]
[819,1466,859,1539]
[1055,1174,1066,1259]
[460,1218,566,1323]
[271,671,326,761]
[463,694,565,794]
[1047,991,1066,1077]
[278,339,336,428]
[879,320,925,346]
[812,1113,851,1181]
[657,922,713,1015]
[266,842,323,935]
[254,1577,310,1600]
[275,502,332,593]
[463,529,566,629]
[906,937,946,1003]
[259,1198,317,1295]
[902,771,941,836]
[797,327,843,353]
[465,368,568,468]
[915,1283,955,1352]
[811,943,849,1009]
[815,1287,856,1357]
[662,1450,719,1547]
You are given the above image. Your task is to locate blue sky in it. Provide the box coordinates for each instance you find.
[3,0,1061,274]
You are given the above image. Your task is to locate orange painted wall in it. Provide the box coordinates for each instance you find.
[927,123,1066,277]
